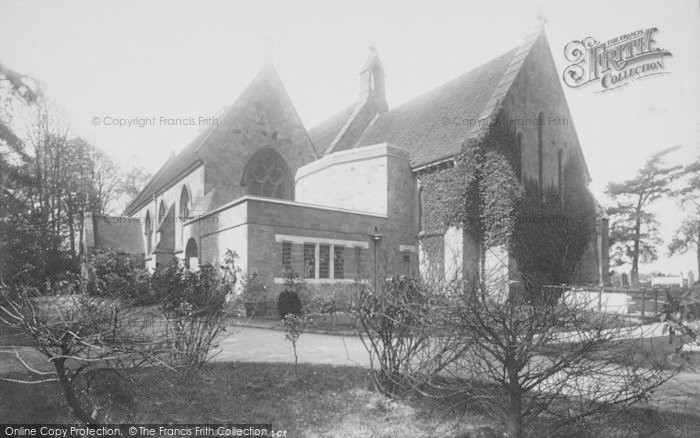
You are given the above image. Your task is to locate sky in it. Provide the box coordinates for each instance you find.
[1,0,699,277]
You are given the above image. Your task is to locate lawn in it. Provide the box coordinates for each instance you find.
[2,361,700,437]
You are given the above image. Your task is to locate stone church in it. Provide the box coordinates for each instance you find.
[83,26,610,305]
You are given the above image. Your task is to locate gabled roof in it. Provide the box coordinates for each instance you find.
[124,126,211,215]
[309,28,567,170]
[125,60,316,216]
[354,48,517,168]
[309,47,388,156]
[307,104,356,155]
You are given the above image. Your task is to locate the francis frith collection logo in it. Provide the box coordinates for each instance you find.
[563,27,672,92]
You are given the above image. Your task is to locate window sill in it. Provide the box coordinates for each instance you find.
[273,277,366,285]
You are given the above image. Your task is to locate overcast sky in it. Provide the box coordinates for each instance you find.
[1,0,698,277]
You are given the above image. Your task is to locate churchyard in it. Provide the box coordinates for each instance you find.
[3,271,700,437]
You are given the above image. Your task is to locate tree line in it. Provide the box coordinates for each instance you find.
[606,147,699,286]
[0,61,151,287]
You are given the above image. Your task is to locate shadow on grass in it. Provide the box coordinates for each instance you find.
[1,362,699,437]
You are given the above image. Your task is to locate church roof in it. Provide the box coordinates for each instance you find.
[308,47,518,168]
[307,104,356,155]
[125,60,315,216]
[308,27,563,169]
[354,48,517,167]
[124,127,209,215]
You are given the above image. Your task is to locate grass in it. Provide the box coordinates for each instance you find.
[2,361,700,437]
[0,362,497,437]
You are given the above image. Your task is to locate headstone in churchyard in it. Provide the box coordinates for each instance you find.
[689,271,695,287]
[621,272,629,288]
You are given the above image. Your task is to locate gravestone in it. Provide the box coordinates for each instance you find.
[689,270,695,287]
[621,272,629,288]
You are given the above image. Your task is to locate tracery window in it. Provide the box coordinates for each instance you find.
[242,149,292,199]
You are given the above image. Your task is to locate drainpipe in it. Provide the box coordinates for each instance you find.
[371,232,383,292]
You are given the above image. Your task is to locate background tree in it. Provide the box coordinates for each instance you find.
[116,164,151,214]
[0,61,44,286]
[1,61,145,286]
[606,147,682,285]
[669,157,700,281]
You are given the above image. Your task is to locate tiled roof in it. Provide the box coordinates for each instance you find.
[354,48,518,168]
[124,126,212,215]
[307,104,356,156]
[126,60,317,216]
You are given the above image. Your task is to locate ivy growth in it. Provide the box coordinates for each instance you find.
[419,110,597,287]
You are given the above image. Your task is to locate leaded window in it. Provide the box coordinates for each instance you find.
[242,149,292,199]
[319,245,330,279]
[282,241,292,270]
[303,243,315,279]
[334,246,345,279]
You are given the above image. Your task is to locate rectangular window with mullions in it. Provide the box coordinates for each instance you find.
[281,241,292,270]
[334,246,344,279]
[303,243,315,279]
[319,244,330,279]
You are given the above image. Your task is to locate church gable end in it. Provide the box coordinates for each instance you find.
[502,30,591,191]
[197,62,317,208]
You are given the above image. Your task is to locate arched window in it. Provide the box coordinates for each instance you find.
[515,132,523,182]
[144,211,152,254]
[158,200,166,224]
[185,238,198,269]
[179,186,190,248]
[242,148,292,199]
[537,112,544,191]
[179,186,190,221]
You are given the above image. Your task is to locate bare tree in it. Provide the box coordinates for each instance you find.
[427,281,673,438]
[116,164,151,214]
[354,273,677,438]
[0,275,171,424]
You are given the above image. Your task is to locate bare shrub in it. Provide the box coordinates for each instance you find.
[352,276,441,397]
[155,250,240,368]
[0,249,240,423]
[0,275,168,424]
[281,313,309,376]
[423,279,676,438]
[354,272,679,437]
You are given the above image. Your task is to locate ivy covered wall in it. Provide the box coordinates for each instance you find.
[417,110,597,287]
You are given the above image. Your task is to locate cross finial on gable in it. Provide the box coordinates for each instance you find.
[536,15,547,29]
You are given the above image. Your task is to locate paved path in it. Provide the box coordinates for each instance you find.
[214,327,370,367]
[0,323,683,373]
[0,327,370,375]
[3,325,700,416]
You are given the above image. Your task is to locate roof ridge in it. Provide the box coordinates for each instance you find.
[324,99,368,155]
[468,31,542,140]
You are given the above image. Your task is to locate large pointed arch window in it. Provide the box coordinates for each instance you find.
[144,210,152,254]
[158,200,166,224]
[242,148,292,200]
[179,186,191,247]
[179,186,190,222]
